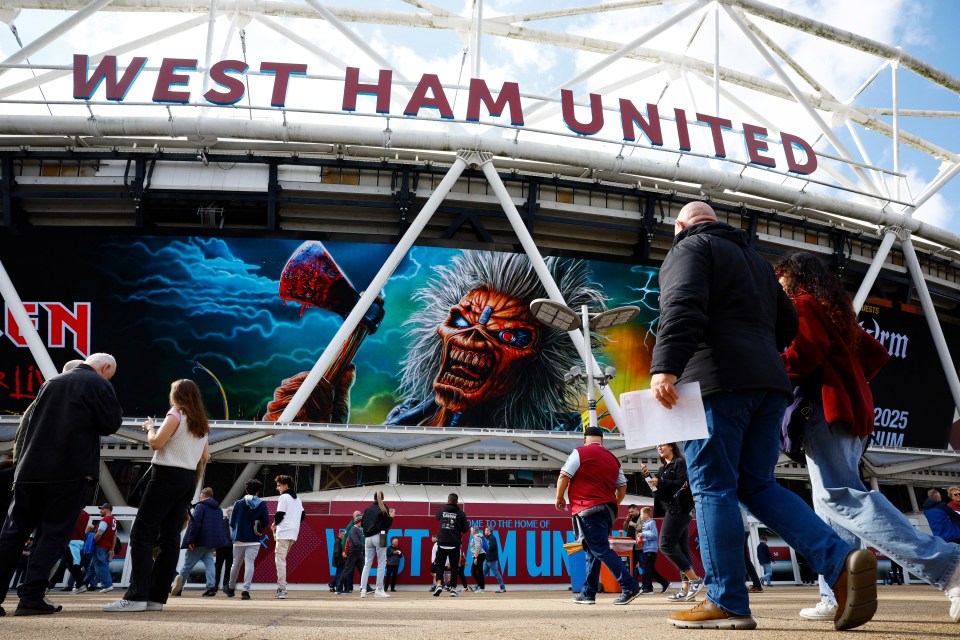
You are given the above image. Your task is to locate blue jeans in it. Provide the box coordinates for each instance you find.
[761,563,772,586]
[577,510,639,597]
[91,546,113,588]
[804,407,960,602]
[483,558,505,589]
[682,390,853,616]
[178,546,216,588]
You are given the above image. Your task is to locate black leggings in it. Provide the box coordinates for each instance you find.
[659,510,694,575]
[470,553,486,589]
[434,547,461,588]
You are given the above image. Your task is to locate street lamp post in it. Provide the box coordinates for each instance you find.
[529,299,641,429]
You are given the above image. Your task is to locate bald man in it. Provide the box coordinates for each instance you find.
[0,353,122,616]
[650,202,877,631]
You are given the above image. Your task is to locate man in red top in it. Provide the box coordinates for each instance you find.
[90,502,117,593]
[556,426,640,605]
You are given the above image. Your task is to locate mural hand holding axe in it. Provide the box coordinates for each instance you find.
[264,242,384,423]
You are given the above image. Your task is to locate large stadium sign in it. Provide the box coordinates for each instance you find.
[72,55,818,175]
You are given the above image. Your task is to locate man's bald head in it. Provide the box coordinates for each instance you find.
[675,201,718,235]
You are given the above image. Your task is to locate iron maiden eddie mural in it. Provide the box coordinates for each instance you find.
[0,232,954,449]
[0,234,659,430]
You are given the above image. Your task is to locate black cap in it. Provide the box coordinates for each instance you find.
[99,502,112,510]
[583,426,604,438]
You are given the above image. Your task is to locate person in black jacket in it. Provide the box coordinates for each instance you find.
[328,529,346,592]
[0,353,122,617]
[359,491,395,598]
[432,493,468,597]
[642,443,701,601]
[651,201,876,631]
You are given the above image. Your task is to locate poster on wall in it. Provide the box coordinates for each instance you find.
[0,233,661,431]
[860,298,959,450]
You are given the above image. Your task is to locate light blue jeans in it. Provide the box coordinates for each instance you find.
[361,534,387,592]
[682,390,854,617]
[483,558,505,589]
[804,407,960,603]
[91,546,113,588]
[178,546,216,588]
[761,563,772,586]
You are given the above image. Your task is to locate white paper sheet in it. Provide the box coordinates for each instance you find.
[619,382,709,450]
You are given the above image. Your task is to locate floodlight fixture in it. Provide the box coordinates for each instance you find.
[529,299,640,429]
[530,298,581,331]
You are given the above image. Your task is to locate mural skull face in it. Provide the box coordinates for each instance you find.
[433,287,540,413]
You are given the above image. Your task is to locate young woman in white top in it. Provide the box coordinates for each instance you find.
[105,379,210,613]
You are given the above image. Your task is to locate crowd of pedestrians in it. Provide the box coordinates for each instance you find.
[4,201,960,635]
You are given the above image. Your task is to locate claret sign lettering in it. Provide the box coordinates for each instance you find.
[73,54,818,175]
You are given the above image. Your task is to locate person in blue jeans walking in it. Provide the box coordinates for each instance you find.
[650,201,878,631]
[482,527,506,593]
[776,251,960,624]
[171,487,230,598]
[756,537,773,586]
[555,426,640,606]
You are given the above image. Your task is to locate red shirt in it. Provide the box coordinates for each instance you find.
[781,294,889,436]
[72,510,90,541]
[96,514,117,551]
[562,443,625,515]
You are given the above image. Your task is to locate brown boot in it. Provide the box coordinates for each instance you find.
[832,549,878,631]
[668,599,757,630]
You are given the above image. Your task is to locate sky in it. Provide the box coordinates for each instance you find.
[0,0,958,240]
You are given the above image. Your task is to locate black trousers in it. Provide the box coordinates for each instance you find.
[384,564,399,590]
[0,480,89,607]
[214,544,233,589]
[659,510,694,575]
[743,533,762,588]
[470,553,486,589]
[337,552,363,591]
[640,551,670,592]
[434,547,461,588]
[124,465,195,604]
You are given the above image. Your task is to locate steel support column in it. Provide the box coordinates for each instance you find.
[0,258,57,379]
[276,152,470,422]
[222,462,262,506]
[479,155,627,428]
[900,235,960,413]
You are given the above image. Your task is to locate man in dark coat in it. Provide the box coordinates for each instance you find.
[0,353,122,617]
[651,202,876,631]
[171,487,231,597]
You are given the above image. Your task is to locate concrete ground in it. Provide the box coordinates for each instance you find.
[2,585,958,639]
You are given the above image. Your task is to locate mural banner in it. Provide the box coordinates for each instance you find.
[0,233,659,431]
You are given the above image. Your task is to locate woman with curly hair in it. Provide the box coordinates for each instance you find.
[775,252,960,623]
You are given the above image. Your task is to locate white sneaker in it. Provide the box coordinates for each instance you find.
[374,589,390,598]
[360,589,367,598]
[70,586,88,594]
[683,579,704,601]
[99,586,114,594]
[943,561,960,622]
[799,597,838,621]
[103,599,147,612]
[146,601,163,611]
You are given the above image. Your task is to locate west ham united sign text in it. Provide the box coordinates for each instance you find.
[72,55,818,175]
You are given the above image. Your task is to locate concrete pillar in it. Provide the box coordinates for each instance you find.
[98,460,127,507]
[460,468,468,488]
[312,464,323,492]
[222,462,261,505]
[388,463,398,486]
[908,485,920,513]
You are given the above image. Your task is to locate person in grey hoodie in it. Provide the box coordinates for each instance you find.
[225,479,269,600]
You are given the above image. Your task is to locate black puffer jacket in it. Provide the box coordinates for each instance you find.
[650,222,797,397]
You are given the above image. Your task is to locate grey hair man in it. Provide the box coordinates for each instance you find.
[0,352,122,616]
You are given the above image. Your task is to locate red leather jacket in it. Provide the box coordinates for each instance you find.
[781,294,889,436]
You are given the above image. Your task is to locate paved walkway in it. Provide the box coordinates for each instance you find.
[2,585,958,639]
